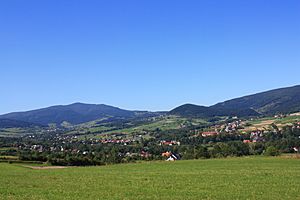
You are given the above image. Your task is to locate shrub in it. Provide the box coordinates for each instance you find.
[264,146,280,156]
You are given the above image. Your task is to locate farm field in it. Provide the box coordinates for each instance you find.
[242,114,300,132]
[0,157,299,200]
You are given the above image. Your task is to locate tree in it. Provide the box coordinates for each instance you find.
[194,145,209,159]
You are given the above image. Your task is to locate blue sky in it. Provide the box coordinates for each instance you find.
[0,0,299,114]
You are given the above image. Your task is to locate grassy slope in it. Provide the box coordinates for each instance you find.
[0,157,299,200]
[104,117,185,134]
[76,116,208,139]
[103,116,206,134]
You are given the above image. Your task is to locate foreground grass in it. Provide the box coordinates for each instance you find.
[0,157,299,200]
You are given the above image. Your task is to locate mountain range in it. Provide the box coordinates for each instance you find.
[0,85,300,127]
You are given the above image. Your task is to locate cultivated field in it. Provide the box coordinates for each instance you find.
[0,157,299,200]
[243,115,300,132]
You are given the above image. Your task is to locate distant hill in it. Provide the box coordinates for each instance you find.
[171,85,300,117]
[170,104,259,118]
[0,119,39,128]
[0,103,156,125]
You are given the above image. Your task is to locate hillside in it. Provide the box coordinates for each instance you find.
[0,119,39,128]
[0,103,143,125]
[170,104,259,118]
[213,85,300,115]
[171,85,300,118]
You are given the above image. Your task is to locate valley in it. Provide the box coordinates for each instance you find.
[0,85,300,167]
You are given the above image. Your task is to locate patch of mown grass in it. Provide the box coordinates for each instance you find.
[0,157,299,200]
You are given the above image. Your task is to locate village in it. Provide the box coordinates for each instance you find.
[11,114,300,163]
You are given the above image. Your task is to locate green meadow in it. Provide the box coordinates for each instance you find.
[0,157,299,200]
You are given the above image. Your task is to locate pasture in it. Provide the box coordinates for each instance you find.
[0,157,299,200]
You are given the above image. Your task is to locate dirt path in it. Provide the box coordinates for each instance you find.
[22,165,68,170]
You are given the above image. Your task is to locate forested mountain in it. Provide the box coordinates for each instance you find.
[171,85,300,117]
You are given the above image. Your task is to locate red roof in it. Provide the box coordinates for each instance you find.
[201,132,218,137]
[243,140,251,143]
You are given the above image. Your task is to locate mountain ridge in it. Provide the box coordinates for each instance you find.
[1,85,300,125]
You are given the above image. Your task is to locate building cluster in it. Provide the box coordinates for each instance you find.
[224,120,242,133]
[293,122,300,129]
[30,145,43,152]
[99,139,133,145]
[197,120,244,137]
[159,140,181,146]
[250,130,264,143]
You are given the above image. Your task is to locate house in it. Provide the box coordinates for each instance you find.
[201,131,218,137]
[162,151,179,161]
[31,145,43,152]
[162,151,172,157]
[166,154,178,161]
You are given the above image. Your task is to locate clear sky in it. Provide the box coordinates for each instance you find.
[0,0,299,114]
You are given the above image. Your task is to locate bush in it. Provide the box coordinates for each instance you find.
[264,146,280,156]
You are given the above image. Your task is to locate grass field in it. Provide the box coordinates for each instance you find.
[0,157,299,200]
